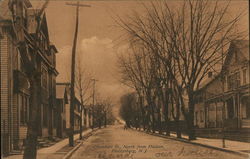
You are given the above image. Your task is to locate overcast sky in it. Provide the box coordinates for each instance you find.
[31,0,249,115]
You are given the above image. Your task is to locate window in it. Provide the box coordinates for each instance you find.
[228,75,233,90]
[200,110,204,122]
[243,69,247,85]
[20,94,29,125]
[235,72,240,87]
[195,112,198,125]
[227,71,240,90]
[41,65,48,89]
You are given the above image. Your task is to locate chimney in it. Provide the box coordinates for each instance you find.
[208,71,213,78]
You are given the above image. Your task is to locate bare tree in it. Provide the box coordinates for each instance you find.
[101,98,115,127]
[75,59,92,139]
[116,0,245,140]
[119,93,137,128]
[118,45,160,132]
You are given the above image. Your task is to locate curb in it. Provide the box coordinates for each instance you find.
[62,142,83,159]
[132,128,249,158]
[62,128,99,159]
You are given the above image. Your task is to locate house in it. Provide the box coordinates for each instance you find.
[55,84,69,138]
[82,105,93,129]
[194,74,223,129]
[56,83,82,134]
[26,9,59,139]
[223,40,250,129]
[0,0,58,155]
[194,40,250,141]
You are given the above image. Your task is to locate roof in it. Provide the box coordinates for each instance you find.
[233,40,249,60]
[224,40,250,68]
[56,85,66,99]
[197,40,249,92]
[198,73,220,90]
[56,82,81,102]
[50,43,58,53]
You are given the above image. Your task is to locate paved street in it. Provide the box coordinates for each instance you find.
[71,125,247,159]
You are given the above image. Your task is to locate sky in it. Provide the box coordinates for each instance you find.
[30,0,249,116]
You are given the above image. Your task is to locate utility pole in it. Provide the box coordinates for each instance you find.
[66,1,91,147]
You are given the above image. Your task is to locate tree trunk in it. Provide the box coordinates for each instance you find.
[187,94,196,140]
[158,109,162,134]
[23,75,39,159]
[163,91,170,136]
[176,120,182,138]
[79,107,83,140]
[149,104,155,133]
[165,122,170,136]
[98,119,101,129]
[104,112,107,128]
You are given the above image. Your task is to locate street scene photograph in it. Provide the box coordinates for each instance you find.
[0,0,249,158]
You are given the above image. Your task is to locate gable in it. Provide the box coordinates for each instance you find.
[39,13,49,41]
[223,40,249,71]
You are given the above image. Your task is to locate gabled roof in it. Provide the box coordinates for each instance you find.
[56,82,81,102]
[40,12,49,40]
[196,40,249,92]
[223,40,249,69]
[198,73,220,90]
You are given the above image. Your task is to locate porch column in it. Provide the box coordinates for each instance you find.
[237,93,241,128]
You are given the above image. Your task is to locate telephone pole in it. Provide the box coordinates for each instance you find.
[66,1,91,147]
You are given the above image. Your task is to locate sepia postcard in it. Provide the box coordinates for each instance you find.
[0,0,249,158]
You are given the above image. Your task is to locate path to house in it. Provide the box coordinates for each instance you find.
[70,124,249,159]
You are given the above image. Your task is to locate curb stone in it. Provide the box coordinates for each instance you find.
[62,142,83,159]
[62,128,100,159]
[131,128,249,158]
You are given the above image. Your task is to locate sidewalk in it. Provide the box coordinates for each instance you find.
[3,129,94,159]
[135,128,250,157]
[170,132,250,154]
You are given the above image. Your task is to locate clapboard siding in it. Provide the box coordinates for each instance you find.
[1,31,9,134]
[13,94,19,142]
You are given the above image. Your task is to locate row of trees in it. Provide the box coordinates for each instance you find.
[92,98,116,129]
[117,0,245,140]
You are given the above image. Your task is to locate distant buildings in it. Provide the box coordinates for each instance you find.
[56,83,93,135]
